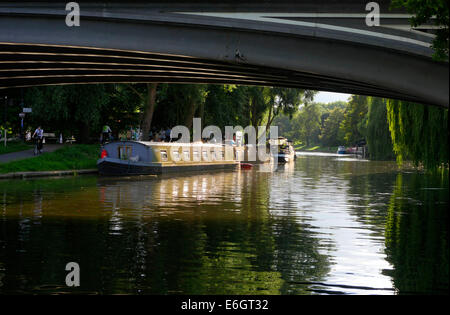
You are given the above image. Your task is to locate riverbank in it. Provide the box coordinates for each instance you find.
[295,145,338,153]
[0,168,98,179]
[0,144,99,176]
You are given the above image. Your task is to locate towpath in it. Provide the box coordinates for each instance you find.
[0,144,62,163]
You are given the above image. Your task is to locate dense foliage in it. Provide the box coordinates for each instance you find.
[272,96,449,169]
[391,0,449,60]
[18,84,313,142]
[387,99,449,169]
[366,97,395,160]
[2,81,447,170]
[273,96,375,152]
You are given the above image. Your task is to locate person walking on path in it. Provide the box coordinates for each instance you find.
[32,126,44,154]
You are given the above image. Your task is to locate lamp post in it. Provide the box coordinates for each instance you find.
[3,96,7,147]
[19,112,25,141]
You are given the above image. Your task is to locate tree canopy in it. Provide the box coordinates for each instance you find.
[391,0,449,60]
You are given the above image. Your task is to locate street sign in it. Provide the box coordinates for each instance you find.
[23,107,32,113]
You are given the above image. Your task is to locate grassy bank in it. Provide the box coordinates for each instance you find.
[0,144,99,174]
[0,141,32,155]
[295,144,338,153]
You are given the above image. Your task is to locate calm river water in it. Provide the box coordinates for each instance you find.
[0,153,448,294]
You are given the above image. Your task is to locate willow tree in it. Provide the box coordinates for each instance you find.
[386,100,449,170]
[365,97,395,160]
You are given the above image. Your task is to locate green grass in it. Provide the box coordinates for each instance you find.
[0,141,32,155]
[0,144,100,174]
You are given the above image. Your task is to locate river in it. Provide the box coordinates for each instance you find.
[0,153,448,294]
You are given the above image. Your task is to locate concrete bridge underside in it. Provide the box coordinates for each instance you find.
[0,1,448,107]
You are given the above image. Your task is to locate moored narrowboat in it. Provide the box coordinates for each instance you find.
[337,146,347,154]
[97,141,238,176]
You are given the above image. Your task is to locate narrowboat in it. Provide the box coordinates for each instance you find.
[97,141,238,176]
[269,137,296,163]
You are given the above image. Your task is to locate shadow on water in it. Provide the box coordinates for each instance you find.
[0,156,448,295]
[0,171,330,294]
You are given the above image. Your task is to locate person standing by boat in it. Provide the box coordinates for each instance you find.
[165,127,171,142]
[101,124,112,144]
[230,134,236,146]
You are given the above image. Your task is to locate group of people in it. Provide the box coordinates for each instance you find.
[150,127,172,142]
[100,125,172,143]
[99,125,238,145]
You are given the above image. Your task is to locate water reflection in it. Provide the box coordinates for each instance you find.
[0,156,448,295]
[385,173,449,294]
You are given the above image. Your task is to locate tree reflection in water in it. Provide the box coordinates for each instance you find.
[0,170,330,294]
[385,172,449,294]
[0,158,448,295]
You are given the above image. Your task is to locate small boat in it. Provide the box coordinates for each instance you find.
[337,146,346,154]
[97,141,238,176]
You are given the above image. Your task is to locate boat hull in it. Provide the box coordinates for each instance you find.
[273,153,295,163]
[97,158,238,176]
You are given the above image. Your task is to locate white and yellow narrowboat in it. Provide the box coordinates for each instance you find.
[97,141,238,176]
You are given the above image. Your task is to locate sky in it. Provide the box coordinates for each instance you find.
[313,91,351,104]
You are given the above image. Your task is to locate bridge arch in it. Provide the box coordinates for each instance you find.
[0,1,448,107]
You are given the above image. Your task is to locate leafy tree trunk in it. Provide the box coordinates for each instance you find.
[79,121,90,143]
[250,97,259,128]
[141,83,158,141]
[184,101,197,130]
[198,100,205,123]
[264,103,276,137]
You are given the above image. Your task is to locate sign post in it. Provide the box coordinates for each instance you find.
[19,112,25,141]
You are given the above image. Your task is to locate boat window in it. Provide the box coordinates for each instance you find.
[211,150,217,161]
[118,146,132,160]
[183,151,190,161]
[202,150,209,161]
[172,150,180,160]
[193,150,200,161]
[160,150,168,161]
[221,150,225,160]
